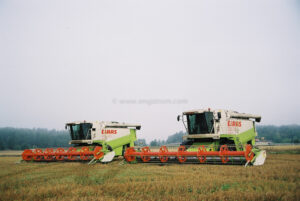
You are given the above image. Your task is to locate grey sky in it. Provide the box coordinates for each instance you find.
[0,0,299,142]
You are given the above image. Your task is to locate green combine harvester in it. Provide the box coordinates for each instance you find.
[22,121,141,163]
[125,108,266,165]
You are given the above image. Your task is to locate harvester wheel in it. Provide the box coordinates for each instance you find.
[197,146,207,163]
[22,149,33,161]
[124,147,136,162]
[67,147,77,160]
[93,146,104,160]
[220,145,229,163]
[141,147,151,162]
[80,146,90,160]
[33,149,43,161]
[159,146,168,163]
[245,144,254,162]
[177,146,187,163]
[44,148,54,161]
[55,148,65,160]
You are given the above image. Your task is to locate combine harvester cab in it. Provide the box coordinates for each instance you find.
[22,121,141,163]
[124,109,266,166]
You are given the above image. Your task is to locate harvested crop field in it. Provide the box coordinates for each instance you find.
[0,152,299,201]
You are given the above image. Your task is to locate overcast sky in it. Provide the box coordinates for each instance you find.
[0,0,299,142]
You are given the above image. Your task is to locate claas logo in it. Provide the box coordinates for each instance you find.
[227,121,242,127]
[101,130,117,134]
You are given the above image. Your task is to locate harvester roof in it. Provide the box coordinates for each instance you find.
[65,121,141,129]
[182,109,261,122]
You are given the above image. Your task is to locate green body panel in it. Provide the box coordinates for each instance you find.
[220,128,256,151]
[189,141,220,151]
[92,129,137,156]
[188,127,257,151]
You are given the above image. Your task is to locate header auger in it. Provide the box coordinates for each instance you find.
[124,144,255,165]
[22,146,104,163]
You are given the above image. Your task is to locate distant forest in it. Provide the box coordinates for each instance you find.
[256,125,300,143]
[0,128,70,150]
[0,125,299,150]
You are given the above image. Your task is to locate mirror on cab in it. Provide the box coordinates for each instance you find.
[177,115,181,121]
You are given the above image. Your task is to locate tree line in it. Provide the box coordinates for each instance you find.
[256,125,300,143]
[0,125,299,150]
[0,128,70,150]
[148,131,185,146]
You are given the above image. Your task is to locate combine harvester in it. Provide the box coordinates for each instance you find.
[124,109,266,166]
[22,109,266,166]
[22,121,141,164]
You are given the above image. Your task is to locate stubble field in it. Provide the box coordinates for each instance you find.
[0,148,299,201]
